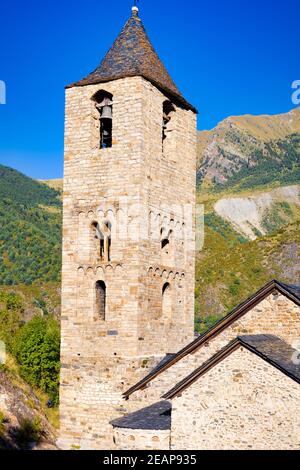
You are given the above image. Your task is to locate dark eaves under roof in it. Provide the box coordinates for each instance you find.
[163,334,300,399]
[66,8,197,113]
[124,279,300,398]
[110,400,171,431]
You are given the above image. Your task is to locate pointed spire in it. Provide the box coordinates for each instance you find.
[67,9,196,112]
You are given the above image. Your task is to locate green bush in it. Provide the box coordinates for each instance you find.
[0,292,24,352]
[14,316,60,405]
[195,315,222,335]
[16,417,42,447]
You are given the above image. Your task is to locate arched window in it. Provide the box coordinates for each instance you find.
[162,100,175,153]
[92,221,112,262]
[162,282,172,319]
[95,281,106,320]
[161,228,173,256]
[92,90,113,149]
[161,238,169,251]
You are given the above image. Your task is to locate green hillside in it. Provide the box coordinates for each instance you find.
[195,218,300,333]
[0,165,61,207]
[0,165,62,285]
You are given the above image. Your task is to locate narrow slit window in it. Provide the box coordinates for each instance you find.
[95,281,106,320]
[162,282,172,319]
[161,238,170,250]
[161,228,173,256]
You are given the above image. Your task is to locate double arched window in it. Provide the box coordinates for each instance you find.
[92,221,112,262]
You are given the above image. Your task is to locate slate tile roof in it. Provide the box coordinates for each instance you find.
[163,335,300,399]
[277,282,300,301]
[239,334,300,382]
[67,9,196,113]
[110,400,171,430]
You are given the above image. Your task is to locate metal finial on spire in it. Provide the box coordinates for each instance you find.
[132,0,139,14]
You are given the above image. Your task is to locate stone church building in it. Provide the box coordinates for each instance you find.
[58,7,300,450]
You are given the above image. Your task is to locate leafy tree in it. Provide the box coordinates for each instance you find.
[0,292,24,351]
[14,316,60,405]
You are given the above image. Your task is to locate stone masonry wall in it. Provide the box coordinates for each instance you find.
[171,347,300,450]
[113,428,170,450]
[59,76,197,449]
[127,293,300,412]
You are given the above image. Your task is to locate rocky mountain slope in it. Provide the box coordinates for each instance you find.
[195,215,300,330]
[0,356,57,450]
[214,184,300,240]
[197,108,300,190]
[0,289,59,449]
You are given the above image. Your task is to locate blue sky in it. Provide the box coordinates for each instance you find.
[0,0,299,179]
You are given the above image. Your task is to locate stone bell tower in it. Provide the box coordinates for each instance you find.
[59,6,197,450]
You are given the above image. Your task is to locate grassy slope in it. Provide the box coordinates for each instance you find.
[39,179,63,191]
[195,217,300,332]
[0,165,61,206]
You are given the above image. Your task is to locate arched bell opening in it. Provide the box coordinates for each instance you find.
[92,90,113,149]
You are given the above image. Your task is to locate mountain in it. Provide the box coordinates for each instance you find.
[195,108,300,331]
[0,165,62,285]
[0,165,61,207]
[197,108,300,191]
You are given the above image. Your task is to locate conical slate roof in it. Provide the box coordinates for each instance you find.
[67,8,196,112]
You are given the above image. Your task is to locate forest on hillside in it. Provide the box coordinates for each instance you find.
[0,165,62,285]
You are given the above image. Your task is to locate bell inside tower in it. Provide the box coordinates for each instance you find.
[93,91,113,149]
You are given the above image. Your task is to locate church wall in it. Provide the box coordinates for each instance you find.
[112,427,170,450]
[171,347,300,450]
[127,293,300,410]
